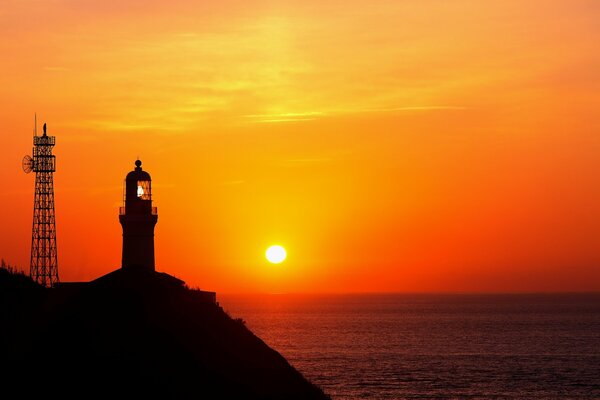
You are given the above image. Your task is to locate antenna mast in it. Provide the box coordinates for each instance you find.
[24,118,59,287]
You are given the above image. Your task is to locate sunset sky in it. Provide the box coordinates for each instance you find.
[1,1,599,293]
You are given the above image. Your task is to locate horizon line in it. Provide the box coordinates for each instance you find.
[216,290,600,296]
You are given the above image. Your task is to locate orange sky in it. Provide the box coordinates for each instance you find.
[1,1,600,293]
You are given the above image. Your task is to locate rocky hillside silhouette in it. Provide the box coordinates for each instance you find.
[0,267,329,399]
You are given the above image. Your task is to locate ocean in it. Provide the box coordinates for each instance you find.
[218,293,600,399]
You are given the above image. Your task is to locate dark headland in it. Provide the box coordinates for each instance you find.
[4,157,328,398]
[0,266,329,399]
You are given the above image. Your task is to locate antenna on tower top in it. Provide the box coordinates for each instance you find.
[26,118,59,287]
[34,113,37,137]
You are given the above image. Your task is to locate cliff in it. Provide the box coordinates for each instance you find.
[0,267,329,399]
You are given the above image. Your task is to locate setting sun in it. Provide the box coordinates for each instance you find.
[1,1,600,294]
[1,1,599,398]
[266,245,287,264]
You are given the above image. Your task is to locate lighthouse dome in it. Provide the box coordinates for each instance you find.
[126,160,151,181]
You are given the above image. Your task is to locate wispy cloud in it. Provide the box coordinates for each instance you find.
[328,105,469,115]
[82,120,162,132]
[377,106,468,112]
[255,118,318,123]
[241,106,467,124]
[244,111,325,123]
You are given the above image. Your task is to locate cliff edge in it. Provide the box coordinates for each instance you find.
[0,267,329,399]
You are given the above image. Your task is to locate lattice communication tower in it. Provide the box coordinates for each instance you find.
[22,120,59,287]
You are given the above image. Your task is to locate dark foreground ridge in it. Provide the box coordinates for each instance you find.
[0,267,329,399]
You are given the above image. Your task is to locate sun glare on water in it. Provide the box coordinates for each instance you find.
[266,245,287,264]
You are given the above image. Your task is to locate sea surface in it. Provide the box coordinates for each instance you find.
[218,293,600,399]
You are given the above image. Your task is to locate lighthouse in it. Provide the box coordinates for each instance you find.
[119,160,158,271]
[54,157,214,304]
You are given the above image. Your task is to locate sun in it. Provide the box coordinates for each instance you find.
[266,245,287,264]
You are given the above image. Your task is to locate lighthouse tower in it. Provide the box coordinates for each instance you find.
[119,160,158,271]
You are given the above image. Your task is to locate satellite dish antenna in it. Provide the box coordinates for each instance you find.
[22,154,34,174]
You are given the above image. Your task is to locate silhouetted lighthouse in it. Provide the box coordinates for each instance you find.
[119,160,158,271]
